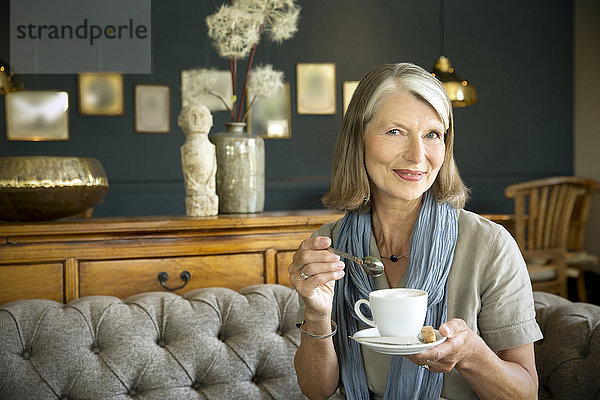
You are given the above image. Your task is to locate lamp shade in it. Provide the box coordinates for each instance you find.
[0,60,23,94]
[431,56,477,108]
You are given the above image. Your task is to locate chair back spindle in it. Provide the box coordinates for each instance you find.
[506,177,592,297]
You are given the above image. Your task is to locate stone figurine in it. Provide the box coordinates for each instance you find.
[178,104,218,216]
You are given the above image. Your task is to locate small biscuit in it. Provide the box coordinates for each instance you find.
[421,325,436,343]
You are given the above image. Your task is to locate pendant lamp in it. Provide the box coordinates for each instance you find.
[431,55,477,107]
[0,60,23,94]
[430,0,477,108]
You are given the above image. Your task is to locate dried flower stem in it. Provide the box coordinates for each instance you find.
[209,90,234,119]
[229,59,238,119]
[228,0,239,121]
[235,47,256,121]
[241,95,258,123]
[235,22,264,121]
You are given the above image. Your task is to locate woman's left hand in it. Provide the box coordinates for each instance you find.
[404,318,482,373]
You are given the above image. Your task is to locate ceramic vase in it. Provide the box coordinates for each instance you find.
[210,122,265,213]
[178,104,218,216]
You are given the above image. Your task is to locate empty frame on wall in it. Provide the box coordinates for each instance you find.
[342,81,359,115]
[134,84,171,133]
[247,82,291,139]
[78,72,124,116]
[5,91,69,141]
[296,63,336,115]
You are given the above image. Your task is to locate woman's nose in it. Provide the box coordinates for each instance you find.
[403,136,425,164]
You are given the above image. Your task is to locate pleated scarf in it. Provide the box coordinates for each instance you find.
[332,190,458,400]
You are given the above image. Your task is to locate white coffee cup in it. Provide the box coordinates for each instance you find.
[354,288,428,337]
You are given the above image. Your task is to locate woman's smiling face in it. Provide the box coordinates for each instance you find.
[364,90,446,206]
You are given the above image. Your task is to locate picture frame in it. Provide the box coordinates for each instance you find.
[296,63,336,115]
[247,82,291,139]
[134,84,171,133]
[342,81,360,115]
[78,72,124,116]
[5,90,69,141]
[181,69,233,112]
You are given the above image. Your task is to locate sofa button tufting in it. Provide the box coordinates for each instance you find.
[276,330,283,336]
[580,349,590,358]
[252,376,259,384]
[92,347,100,354]
[128,388,136,396]
[192,381,201,390]
[157,339,165,347]
[22,351,30,360]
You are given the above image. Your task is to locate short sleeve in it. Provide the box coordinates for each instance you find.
[478,226,543,350]
[310,219,343,240]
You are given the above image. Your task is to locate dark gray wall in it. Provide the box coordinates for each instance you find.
[0,0,574,217]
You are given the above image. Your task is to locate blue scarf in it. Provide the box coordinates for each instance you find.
[332,191,458,400]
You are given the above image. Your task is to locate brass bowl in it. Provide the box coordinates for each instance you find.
[0,156,109,222]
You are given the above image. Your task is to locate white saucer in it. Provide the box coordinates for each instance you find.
[351,328,446,355]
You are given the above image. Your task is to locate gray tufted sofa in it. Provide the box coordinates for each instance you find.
[1,285,599,400]
[0,284,305,400]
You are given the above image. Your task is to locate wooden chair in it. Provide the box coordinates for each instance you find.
[564,178,599,302]
[505,177,590,298]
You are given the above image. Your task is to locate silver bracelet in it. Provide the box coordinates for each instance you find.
[298,320,337,339]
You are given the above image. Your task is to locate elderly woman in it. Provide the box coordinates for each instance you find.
[289,63,542,400]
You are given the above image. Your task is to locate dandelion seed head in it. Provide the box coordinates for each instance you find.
[206,5,261,59]
[267,6,300,43]
[235,0,270,16]
[185,69,223,105]
[247,64,284,98]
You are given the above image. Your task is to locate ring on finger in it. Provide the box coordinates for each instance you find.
[299,268,309,280]
[421,360,430,370]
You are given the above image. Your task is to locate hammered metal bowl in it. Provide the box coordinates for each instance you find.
[0,156,109,221]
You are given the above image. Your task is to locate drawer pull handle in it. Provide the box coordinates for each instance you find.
[157,271,191,291]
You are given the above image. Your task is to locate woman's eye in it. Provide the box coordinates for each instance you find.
[386,129,402,136]
[426,131,442,140]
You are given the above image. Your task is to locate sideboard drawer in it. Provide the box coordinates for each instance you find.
[0,263,63,305]
[79,253,266,298]
[276,251,295,287]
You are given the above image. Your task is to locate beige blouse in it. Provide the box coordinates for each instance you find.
[296,209,543,399]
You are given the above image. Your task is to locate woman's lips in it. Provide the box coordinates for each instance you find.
[393,169,425,182]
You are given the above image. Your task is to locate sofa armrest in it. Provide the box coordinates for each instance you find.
[534,292,600,399]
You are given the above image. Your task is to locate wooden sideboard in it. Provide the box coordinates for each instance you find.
[0,210,344,305]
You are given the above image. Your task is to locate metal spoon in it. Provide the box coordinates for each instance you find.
[327,247,385,277]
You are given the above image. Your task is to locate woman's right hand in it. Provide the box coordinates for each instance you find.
[288,236,346,318]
